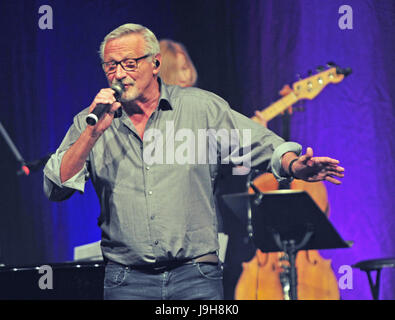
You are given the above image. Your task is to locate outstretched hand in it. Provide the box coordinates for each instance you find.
[291,147,345,185]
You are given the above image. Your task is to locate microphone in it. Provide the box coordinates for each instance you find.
[86,83,124,126]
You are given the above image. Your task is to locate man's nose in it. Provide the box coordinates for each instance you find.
[115,64,127,80]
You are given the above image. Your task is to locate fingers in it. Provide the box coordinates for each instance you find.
[298,147,314,165]
[296,147,345,185]
[322,166,345,185]
[325,170,345,178]
[325,175,342,185]
[313,161,345,175]
[311,156,340,165]
[255,111,264,120]
[279,84,292,96]
[89,88,117,112]
[254,111,268,127]
[109,102,122,114]
[306,147,313,158]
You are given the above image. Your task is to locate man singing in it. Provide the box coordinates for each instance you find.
[43,23,344,300]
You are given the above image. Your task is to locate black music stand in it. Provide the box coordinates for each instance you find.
[222,189,352,300]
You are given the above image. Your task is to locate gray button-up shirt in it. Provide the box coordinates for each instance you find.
[44,80,301,266]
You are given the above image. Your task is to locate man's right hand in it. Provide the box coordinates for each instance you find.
[88,88,122,136]
[60,89,121,183]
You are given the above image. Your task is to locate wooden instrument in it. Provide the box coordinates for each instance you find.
[250,64,350,124]
[234,64,350,300]
[234,174,340,300]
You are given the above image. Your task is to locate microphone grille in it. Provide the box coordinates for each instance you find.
[111,83,124,100]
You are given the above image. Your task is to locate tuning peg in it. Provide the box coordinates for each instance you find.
[316,65,325,72]
[337,67,352,76]
[327,61,337,67]
[307,70,313,76]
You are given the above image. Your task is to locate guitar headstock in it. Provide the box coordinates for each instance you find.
[292,63,351,100]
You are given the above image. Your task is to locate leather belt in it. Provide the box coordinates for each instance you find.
[129,253,219,272]
[189,253,219,265]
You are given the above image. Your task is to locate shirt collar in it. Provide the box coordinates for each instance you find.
[157,77,173,111]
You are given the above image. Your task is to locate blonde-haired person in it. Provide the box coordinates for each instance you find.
[159,39,198,87]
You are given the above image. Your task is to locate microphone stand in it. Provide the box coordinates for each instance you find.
[0,121,52,176]
[0,121,53,266]
[0,121,29,175]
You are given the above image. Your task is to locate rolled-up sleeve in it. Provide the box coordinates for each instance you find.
[270,141,302,183]
[43,112,90,201]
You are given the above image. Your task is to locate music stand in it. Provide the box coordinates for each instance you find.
[222,189,352,300]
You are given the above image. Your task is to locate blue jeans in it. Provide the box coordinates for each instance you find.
[103,261,224,300]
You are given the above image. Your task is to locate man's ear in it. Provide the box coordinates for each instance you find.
[153,54,161,75]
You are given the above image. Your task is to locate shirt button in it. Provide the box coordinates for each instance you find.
[154,240,159,245]
[146,166,150,170]
[148,190,153,195]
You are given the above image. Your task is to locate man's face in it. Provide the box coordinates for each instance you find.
[103,33,158,102]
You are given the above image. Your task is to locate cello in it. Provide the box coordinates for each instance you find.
[233,65,350,300]
[234,173,340,300]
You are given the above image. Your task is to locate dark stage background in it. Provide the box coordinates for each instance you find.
[0,0,394,300]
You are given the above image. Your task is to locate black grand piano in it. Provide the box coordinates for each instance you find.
[0,260,104,300]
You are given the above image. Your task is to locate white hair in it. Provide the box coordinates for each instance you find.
[99,23,160,61]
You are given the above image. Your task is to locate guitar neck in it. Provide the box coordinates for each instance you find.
[251,92,299,122]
